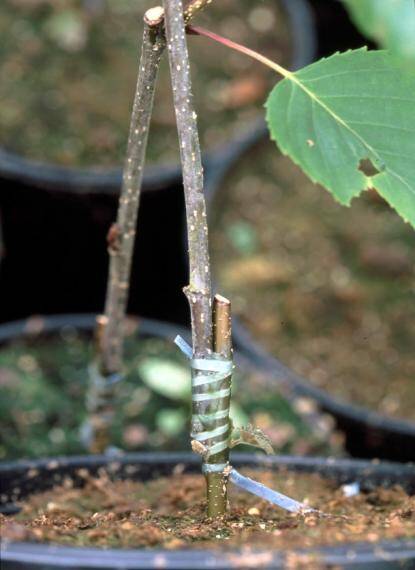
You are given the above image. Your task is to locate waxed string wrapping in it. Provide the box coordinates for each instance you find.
[81,365,124,448]
[175,335,233,474]
[175,335,320,514]
[229,469,316,514]
[89,364,124,387]
[86,364,124,408]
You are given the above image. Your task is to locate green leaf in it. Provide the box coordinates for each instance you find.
[156,409,187,436]
[343,0,415,61]
[137,358,190,400]
[227,221,258,256]
[44,10,87,52]
[265,48,415,228]
[229,402,249,428]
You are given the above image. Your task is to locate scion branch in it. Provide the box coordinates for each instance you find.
[163,0,212,358]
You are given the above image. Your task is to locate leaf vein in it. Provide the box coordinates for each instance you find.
[310,99,333,190]
[301,68,392,84]
[376,149,414,160]
[320,94,415,103]
[288,77,415,198]
[347,121,415,134]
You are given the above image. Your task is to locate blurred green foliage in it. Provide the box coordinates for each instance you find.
[343,0,415,62]
[0,329,311,460]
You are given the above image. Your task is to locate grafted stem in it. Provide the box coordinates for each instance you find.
[85,12,165,453]
[163,0,234,517]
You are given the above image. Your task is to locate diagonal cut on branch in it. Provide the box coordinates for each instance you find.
[204,294,233,517]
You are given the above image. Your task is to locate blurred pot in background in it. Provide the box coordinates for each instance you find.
[0,314,324,461]
[209,140,415,462]
[0,0,316,323]
[0,0,313,175]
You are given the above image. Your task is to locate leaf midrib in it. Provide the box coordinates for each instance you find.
[285,69,414,197]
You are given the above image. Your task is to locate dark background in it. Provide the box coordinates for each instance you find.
[0,0,371,327]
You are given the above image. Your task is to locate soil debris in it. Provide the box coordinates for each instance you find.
[2,470,414,550]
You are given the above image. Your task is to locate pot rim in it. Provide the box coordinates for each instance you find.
[1,450,414,481]
[0,313,190,346]
[205,125,415,461]
[209,205,415,462]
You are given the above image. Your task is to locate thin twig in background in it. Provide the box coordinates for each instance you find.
[101,9,165,376]
[86,9,166,453]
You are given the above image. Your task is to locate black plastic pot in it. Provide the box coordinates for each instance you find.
[0,171,189,325]
[0,0,316,325]
[0,312,189,348]
[0,0,315,194]
[0,313,193,460]
[1,452,414,569]
[232,325,415,463]
[308,0,377,60]
[0,311,323,452]
[206,148,415,463]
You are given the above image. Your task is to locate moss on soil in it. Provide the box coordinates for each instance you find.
[2,470,414,551]
[0,325,188,459]
[0,0,290,167]
[211,141,415,420]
